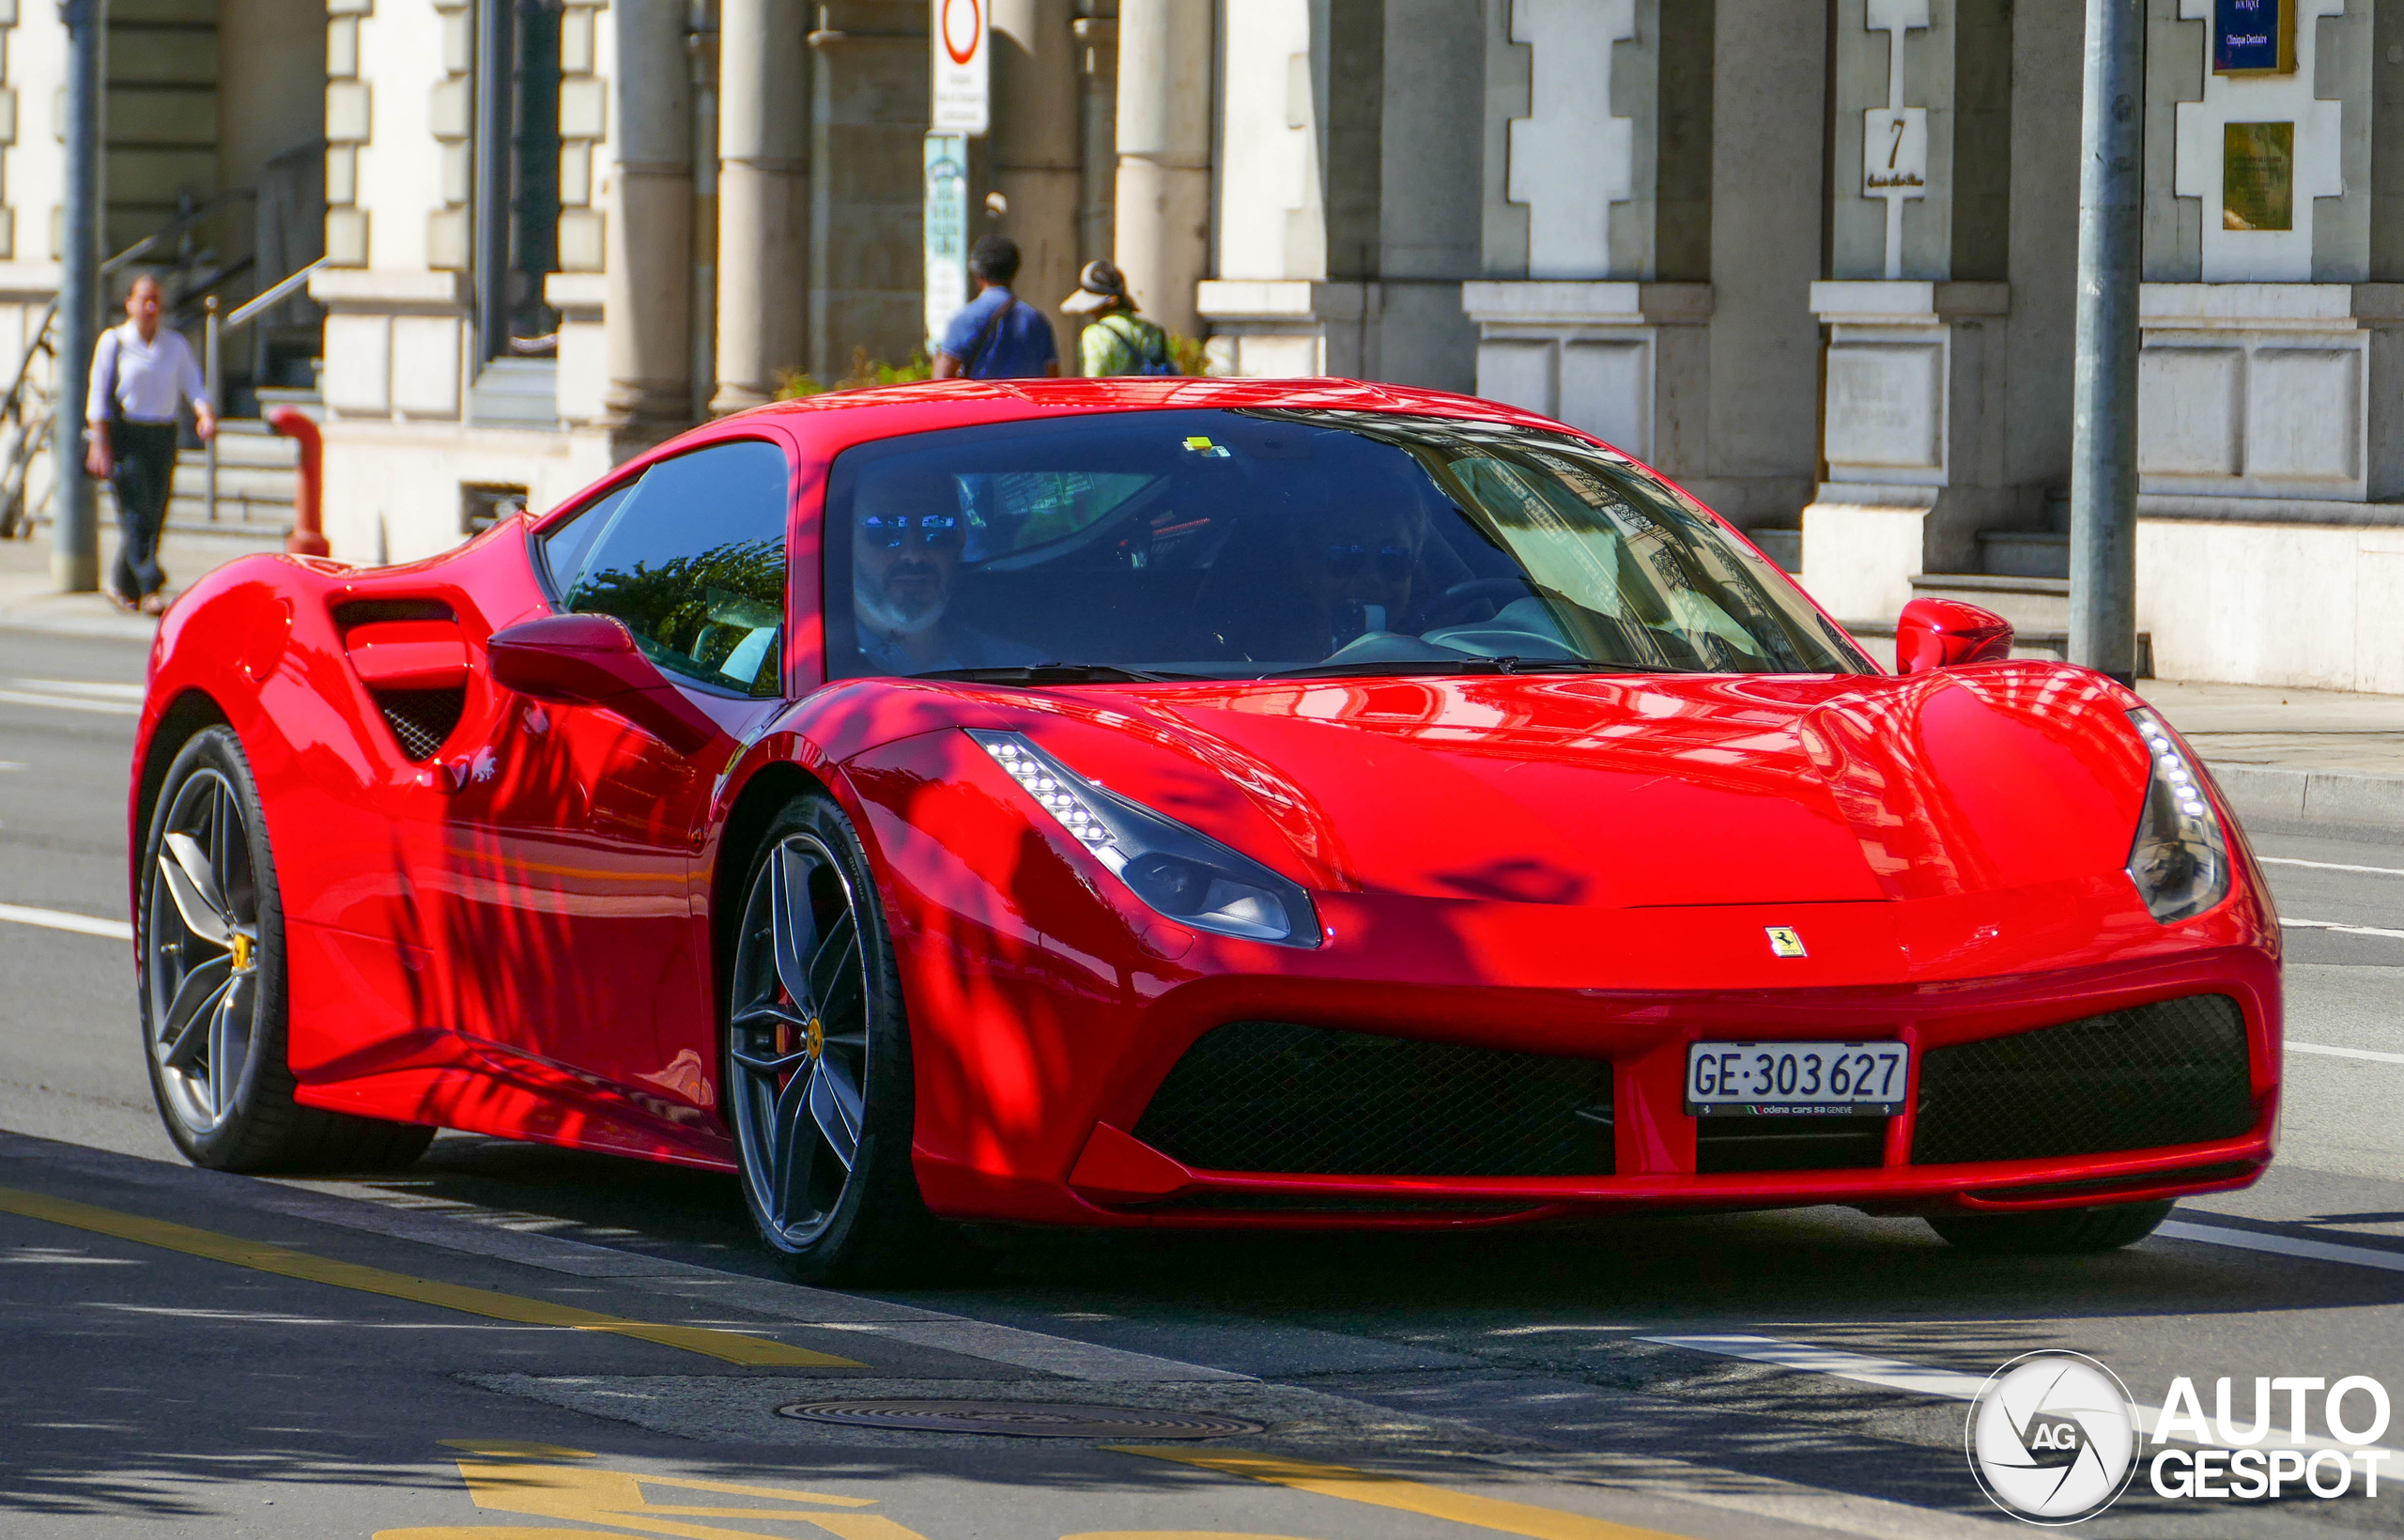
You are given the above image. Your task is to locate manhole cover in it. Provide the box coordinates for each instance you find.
[777,1398,1265,1439]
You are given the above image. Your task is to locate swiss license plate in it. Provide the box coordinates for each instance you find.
[1685,1040,1907,1117]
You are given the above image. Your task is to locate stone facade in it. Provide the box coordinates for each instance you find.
[2,0,2396,690]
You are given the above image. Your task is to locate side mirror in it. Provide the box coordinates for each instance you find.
[1894,597,2013,675]
[487,612,719,753]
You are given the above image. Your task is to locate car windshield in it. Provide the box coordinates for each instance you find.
[823,408,1871,682]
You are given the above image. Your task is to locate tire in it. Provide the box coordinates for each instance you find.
[1926,1199,2173,1255]
[139,726,435,1173]
[723,793,959,1284]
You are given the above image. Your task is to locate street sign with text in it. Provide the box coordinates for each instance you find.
[924,131,970,350]
[932,0,989,134]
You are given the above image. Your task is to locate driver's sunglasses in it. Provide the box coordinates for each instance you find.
[1324,542,1415,580]
[861,513,963,550]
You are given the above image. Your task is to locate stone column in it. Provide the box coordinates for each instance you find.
[1798,0,2033,626]
[605,0,695,440]
[713,0,809,412]
[1113,0,1210,337]
[1072,4,1117,266]
[1458,0,1714,471]
[990,0,1082,344]
[806,1,927,377]
[1200,0,1479,385]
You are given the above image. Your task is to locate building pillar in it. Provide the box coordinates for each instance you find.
[1072,4,1117,267]
[714,0,809,412]
[990,0,1081,345]
[1200,0,1478,387]
[1113,0,1210,338]
[806,1,927,377]
[1799,0,2031,626]
[604,0,694,441]
[1456,0,1715,472]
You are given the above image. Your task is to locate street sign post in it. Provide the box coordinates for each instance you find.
[924,132,971,352]
[932,0,989,134]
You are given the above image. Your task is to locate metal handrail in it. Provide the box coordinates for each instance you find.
[223,256,328,332]
[203,255,330,524]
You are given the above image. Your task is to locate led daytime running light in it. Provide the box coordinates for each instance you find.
[968,729,1321,947]
[2123,706,2231,925]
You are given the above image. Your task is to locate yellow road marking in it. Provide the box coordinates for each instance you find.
[373,1442,920,1540]
[0,1186,862,1368]
[1111,1448,1698,1540]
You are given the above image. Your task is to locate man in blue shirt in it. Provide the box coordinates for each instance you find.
[932,237,1059,379]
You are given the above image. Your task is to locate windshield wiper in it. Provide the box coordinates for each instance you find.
[915,662,1201,685]
[1260,655,1624,681]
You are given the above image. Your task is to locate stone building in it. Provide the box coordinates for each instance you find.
[5,0,2398,690]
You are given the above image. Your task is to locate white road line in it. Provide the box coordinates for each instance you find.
[0,689,139,716]
[2289,1041,2404,1065]
[2261,855,2404,880]
[1645,1327,2401,1457]
[14,678,145,700]
[2157,1218,2404,1276]
[1639,1333,1990,1398]
[2280,916,2404,940]
[0,903,133,942]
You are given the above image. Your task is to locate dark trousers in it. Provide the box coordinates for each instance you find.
[108,421,178,601]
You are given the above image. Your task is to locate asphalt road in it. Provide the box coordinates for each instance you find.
[6,624,2404,1539]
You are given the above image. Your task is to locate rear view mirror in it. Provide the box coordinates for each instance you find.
[487,613,719,753]
[1894,597,2013,675]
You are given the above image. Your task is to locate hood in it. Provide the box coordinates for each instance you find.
[1013,666,2150,909]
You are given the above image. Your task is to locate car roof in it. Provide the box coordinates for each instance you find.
[715,375,1585,456]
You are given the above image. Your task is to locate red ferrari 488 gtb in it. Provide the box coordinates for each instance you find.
[130,378,2278,1279]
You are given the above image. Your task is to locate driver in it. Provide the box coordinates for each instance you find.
[851,465,1038,674]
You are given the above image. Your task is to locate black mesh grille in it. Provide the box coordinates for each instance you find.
[376,688,466,762]
[1133,1022,1613,1178]
[1912,994,2255,1165]
[1696,1116,1888,1173]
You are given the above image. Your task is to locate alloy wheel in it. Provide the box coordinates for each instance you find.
[146,768,261,1134]
[729,831,872,1249]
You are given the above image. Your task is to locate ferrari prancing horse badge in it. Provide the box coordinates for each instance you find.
[1765,926,1807,959]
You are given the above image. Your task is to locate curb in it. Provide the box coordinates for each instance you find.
[2211,762,2404,832]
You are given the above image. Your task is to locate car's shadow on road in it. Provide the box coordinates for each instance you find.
[306,1132,2404,1377]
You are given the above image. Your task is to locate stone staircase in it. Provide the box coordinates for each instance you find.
[167,418,299,534]
[1896,492,2154,676]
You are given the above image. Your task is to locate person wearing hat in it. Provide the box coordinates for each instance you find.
[1062,261,1177,378]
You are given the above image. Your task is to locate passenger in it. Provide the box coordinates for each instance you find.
[1299,494,1429,657]
[849,466,1039,674]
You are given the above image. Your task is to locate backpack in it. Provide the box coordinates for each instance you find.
[1099,313,1178,377]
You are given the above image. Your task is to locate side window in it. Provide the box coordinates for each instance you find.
[535,482,634,598]
[563,439,793,698]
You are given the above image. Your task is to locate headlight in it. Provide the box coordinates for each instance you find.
[968,730,1321,947]
[2124,707,2230,923]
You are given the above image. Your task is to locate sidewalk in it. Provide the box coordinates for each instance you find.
[2139,678,2404,833]
[4,533,2398,830]
[0,523,284,642]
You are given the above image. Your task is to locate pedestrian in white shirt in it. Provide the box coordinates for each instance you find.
[85,274,215,612]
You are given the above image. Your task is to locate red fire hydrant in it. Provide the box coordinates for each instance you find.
[269,406,328,558]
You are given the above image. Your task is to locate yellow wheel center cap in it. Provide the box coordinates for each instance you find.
[806,1018,824,1059]
[228,932,254,972]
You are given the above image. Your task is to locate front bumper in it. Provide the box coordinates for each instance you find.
[846,732,2281,1231]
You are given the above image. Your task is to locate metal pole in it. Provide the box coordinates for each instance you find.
[53,0,103,593]
[203,296,219,524]
[687,0,718,422]
[2068,0,2144,685]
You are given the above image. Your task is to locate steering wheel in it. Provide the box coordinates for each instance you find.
[1417,577,1538,631]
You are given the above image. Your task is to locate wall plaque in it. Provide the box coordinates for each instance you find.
[2223,121,2294,231]
[2214,0,2295,75]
